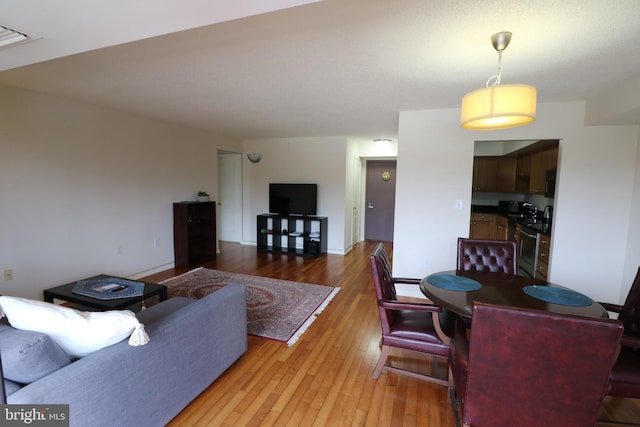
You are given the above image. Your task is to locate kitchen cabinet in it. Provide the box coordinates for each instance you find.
[471,140,559,196]
[529,147,558,194]
[497,156,517,192]
[472,157,499,192]
[470,213,515,241]
[512,223,521,247]
[470,213,497,239]
[535,234,551,280]
[496,215,510,240]
[515,153,532,193]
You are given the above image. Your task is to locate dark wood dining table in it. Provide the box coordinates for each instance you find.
[420,270,608,319]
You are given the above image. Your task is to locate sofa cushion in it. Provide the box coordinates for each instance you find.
[0,324,71,384]
[4,379,22,396]
[0,296,149,358]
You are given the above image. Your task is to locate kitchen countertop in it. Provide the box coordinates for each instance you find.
[516,218,552,236]
[471,205,551,236]
[470,205,499,214]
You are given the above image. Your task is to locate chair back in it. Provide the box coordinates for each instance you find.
[606,266,640,399]
[369,243,397,334]
[463,302,623,427]
[618,266,640,337]
[370,243,396,301]
[457,237,517,274]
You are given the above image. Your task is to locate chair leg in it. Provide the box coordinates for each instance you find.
[433,355,443,380]
[432,311,451,346]
[449,386,463,427]
[372,346,449,386]
[372,345,390,379]
[447,367,455,403]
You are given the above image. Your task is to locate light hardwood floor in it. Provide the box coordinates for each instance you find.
[143,241,640,426]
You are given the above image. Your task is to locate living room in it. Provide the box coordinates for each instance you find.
[0,1,639,310]
[1,1,640,425]
[0,0,638,313]
[3,92,639,308]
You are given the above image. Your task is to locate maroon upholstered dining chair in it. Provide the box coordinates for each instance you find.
[449,302,623,427]
[457,237,518,274]
[601,266,640,398]
[374,242,420,287]
[369,243,449,386]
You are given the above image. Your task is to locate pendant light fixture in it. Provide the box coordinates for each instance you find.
[461,31,537,130]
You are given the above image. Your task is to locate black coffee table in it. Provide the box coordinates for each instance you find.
[43,274,168,311]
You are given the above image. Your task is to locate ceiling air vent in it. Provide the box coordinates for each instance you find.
[0,25,29,48]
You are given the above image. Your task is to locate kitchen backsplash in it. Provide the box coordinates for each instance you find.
[471,192,553,210]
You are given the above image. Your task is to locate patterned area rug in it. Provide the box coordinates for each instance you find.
[160,267,339,346]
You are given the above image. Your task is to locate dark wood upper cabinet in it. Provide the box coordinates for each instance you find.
[529,147,558,194]
[472,157,499,192]
[473,140,558,195]
[497,156,517,192]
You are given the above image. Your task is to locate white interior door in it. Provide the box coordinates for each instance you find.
[352,156,362,246]
[217,153,242,242]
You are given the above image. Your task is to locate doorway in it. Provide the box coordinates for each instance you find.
[351,156,362,247]
[364,160,397,242]
[217,153,242,242]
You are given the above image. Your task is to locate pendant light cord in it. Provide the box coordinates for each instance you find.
[486,50,503,87]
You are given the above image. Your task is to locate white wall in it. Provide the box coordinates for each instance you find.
[358,139,398,157]
[0,85,241,299]
[344,138,359,252]
[6,83,638,306]
[395,110,474,281]
[395,101,640,304]
[241,137,348,254]
[622,126,640,299]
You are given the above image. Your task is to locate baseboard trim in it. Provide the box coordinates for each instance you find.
[129,262,175,280]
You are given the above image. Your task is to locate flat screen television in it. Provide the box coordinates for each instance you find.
[269,183,317,216]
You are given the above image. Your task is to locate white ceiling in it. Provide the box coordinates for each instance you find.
[1,0,639,141]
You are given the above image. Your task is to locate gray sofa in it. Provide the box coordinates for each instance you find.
[4,282,247,427]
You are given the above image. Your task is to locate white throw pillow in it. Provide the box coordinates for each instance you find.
[0,296,149,358]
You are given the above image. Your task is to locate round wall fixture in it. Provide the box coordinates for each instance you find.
[247,153,263,163]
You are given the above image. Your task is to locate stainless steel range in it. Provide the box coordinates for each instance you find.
[498,201,550,277]
[514,203,540,278]
[518,226,538,277]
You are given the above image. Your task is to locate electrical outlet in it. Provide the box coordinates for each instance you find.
[4,269,13,280]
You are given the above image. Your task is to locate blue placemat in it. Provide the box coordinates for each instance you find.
[427,274,482,292]
[523,285,593,307]
[72,277,145,300]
